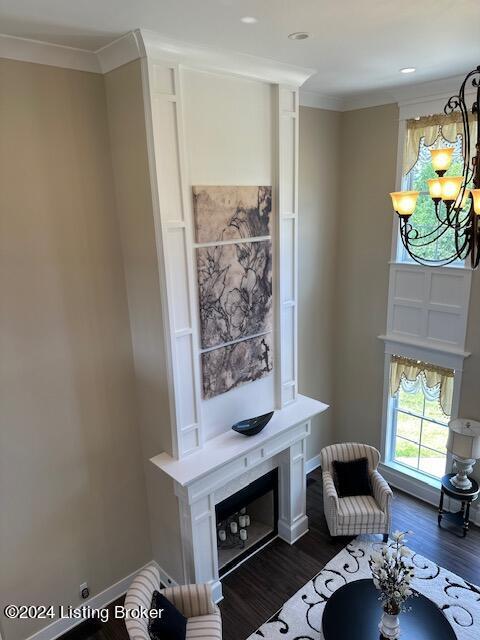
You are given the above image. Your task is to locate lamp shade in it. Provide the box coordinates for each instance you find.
[431,147,454,173]
[390,191,420,216]
[427,178,442,200]
[446,418,480,459]
[470,189,480,215]
[438,176,464,202]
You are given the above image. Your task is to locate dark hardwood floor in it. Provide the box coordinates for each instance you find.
[61,468,480,640]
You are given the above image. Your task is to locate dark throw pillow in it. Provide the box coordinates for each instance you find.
[148,590,187,640]
[332,457,372,498]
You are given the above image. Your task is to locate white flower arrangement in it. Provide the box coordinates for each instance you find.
[369,531,416,615]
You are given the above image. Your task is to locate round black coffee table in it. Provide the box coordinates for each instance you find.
[322,579,455,640]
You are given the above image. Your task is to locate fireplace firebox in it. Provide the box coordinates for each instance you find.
[215,469,278,576]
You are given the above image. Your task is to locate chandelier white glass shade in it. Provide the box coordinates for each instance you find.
[390,66,480,268]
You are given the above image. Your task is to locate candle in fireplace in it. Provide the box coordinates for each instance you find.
[239,515,246,528]
[230,521,238,534]
[239,528,248,541]
[218,529,226,542]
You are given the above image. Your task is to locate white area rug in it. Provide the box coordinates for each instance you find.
[247,537,480,640]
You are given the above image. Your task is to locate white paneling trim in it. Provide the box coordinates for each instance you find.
[305,453,322,474]
[0,33,100,73]
[96,31,142,73]
[138,30,315,87]
[145,60,203,458]
[379,334,470,362]
[23,562,163,640]
[140,57,181,459]
[276,86,299,407]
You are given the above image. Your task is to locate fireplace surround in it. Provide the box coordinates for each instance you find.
[152,394,327,601]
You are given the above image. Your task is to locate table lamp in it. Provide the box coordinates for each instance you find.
[446,418,480,490]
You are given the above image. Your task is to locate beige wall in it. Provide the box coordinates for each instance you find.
[104,60,184,582]
[333,104,399,448]
[298,106,341,459]
[0,59,151,640]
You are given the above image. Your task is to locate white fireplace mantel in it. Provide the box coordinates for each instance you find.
[151,394,327,489]
[151,395,328,600]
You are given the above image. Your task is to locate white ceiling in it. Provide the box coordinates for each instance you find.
[1,0,479,99]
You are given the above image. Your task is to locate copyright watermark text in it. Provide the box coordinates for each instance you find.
[3,605,164,623]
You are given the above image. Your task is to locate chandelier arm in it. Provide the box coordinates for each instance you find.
[403,216,458,246]
[398,66,480,266]
[399,219,467,265]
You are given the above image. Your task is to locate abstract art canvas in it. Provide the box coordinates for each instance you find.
[192,185,272,243]
[201,333,273,399]
[196,240,272,349]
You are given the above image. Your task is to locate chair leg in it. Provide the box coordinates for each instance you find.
[382,533,389,543]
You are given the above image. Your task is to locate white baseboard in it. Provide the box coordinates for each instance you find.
[23,560,171,640]
[379,462,441,509]
[306,453,321,474]
[379,462,480,529]
[157,564,178,589]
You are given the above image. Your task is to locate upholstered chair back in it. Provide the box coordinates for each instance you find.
[124,564,160,640]
[320,443,380,475]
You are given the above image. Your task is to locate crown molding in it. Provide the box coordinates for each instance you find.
[299,89,345,112]
[136,29,316,87]
[301,71,478,114]
[0,32,100,73]
[0,28,316,86]
[96,31,142,74]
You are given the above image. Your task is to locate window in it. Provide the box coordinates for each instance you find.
[398,135,464,264]
[387,355,454,481]
[396,112,476,265]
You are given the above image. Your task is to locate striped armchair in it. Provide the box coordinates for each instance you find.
[320,443,392,540]
[124,564,222,640]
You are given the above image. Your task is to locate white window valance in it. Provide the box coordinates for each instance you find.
[390,354,454,416]
[404,112,477,176]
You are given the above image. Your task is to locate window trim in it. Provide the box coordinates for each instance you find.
[390,387,449,482]
[380,339,464,489]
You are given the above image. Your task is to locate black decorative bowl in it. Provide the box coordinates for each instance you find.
[232,411,274,436]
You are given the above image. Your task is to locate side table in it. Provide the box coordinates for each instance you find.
[438,473,479,537]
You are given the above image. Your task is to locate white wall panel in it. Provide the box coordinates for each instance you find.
[182,68,275,439]
[386,263,472,353]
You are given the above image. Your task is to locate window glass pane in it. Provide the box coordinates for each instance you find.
[394,437,419,470]
[396,411,421,442]
[408,135,463,193]
[389,360,453,481]
[398,133,466,265]
[420,420,449,454]
[424,398,449,423]
[418,448,446,478]
[398,385,424,415]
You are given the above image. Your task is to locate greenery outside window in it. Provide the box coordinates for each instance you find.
[396,112,477,265]
[388,356,454,480]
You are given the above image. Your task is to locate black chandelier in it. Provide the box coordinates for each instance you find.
[390,66,480,268]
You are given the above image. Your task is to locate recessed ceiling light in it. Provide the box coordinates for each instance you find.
[400,67,416,74]
[288,32,310,40]
[240,16,257,24]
